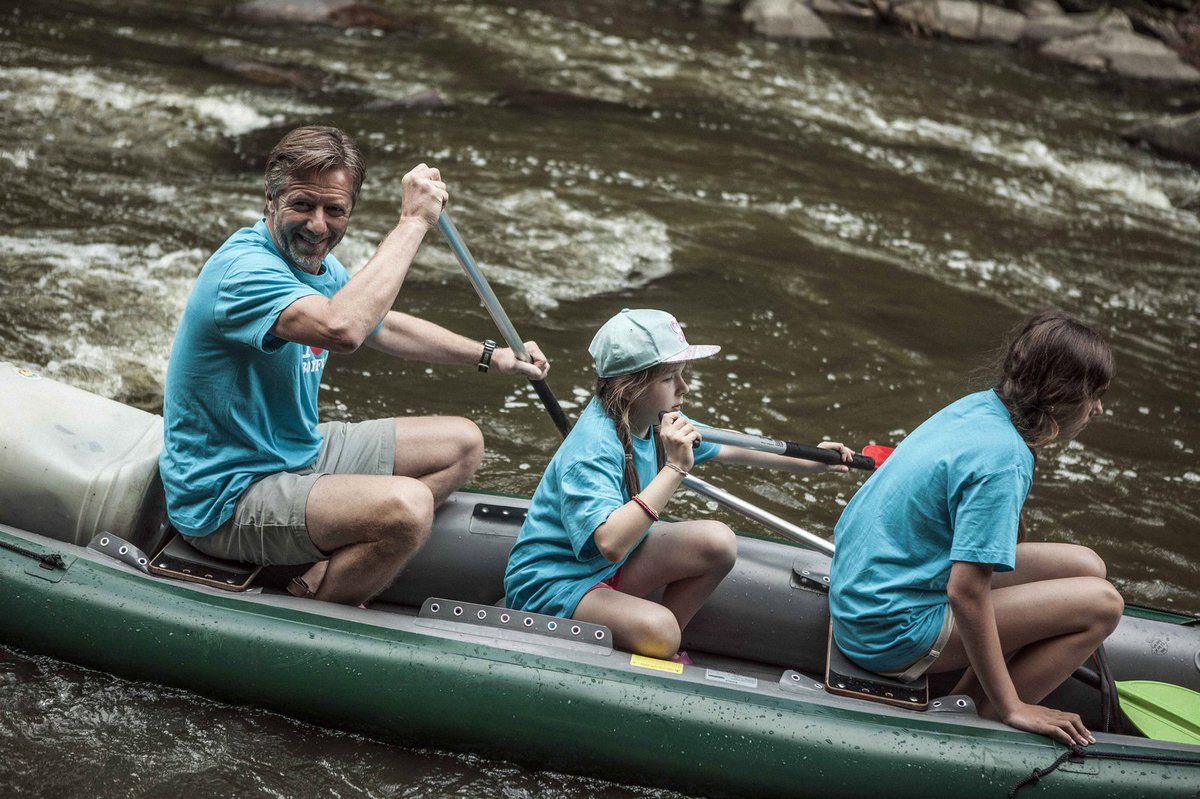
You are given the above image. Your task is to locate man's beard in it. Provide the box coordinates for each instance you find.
[272,217,337,272]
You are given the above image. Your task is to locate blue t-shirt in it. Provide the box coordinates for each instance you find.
[829,390,1034,673]
[504,398,722,619]
[159,219,350,536]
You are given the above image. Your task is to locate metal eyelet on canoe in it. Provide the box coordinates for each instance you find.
[547,621,558,631]
[453,606,463,616]
[523,617,534,627]
[100,537,110,547]
[119,546,128,555]
[571,625,581,635]
[932,700,942,708]
[791,673,802,681]
[137,558,146,566]
[430,603,440,613]
[957,698,968,708]
[500,613,511,623]
[595,630,605,640]
[477,610,487,620]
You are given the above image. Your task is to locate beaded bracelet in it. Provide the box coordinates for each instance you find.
[631,494,660,522]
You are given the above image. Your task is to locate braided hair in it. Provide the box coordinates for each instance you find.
[595,363,673,499]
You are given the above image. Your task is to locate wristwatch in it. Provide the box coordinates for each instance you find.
[478,339,497,372]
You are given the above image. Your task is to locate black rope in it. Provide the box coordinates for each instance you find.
[1009,745,1200,797]
[0,540,66,570]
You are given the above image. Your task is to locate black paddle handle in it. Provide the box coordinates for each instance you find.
[783,441,876,471]
[532,379,572,438]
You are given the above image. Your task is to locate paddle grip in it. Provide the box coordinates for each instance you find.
[782,441,876,471]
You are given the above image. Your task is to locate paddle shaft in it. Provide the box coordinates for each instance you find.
[697,427,876,471]
[437,212,570,438]
[438,211,833,555]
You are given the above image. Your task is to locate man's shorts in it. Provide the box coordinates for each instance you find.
[183,418,395,566]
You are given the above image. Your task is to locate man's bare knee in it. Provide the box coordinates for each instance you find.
[377,478,434,553]
[451,417,484,475]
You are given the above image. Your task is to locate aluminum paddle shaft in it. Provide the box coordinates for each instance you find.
[437,211,571,437]
[698,427,877,471]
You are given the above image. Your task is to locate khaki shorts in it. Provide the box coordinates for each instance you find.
[184,418,395,566]
[878,607,955,683]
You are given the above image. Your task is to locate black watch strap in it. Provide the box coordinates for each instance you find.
[478,339,497,372]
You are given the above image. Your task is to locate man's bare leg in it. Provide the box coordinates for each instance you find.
[296,416,483,594]
[304,474,435,605]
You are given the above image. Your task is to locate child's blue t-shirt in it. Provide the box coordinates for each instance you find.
[829,390,1034,673]
[159,219,351,536]
[504,398,721,619]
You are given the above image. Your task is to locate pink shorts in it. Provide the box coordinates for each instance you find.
[585,566,624,595]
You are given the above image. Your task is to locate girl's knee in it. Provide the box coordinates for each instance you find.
[1080,577,1123,632]
[635,607,681,658]
[697,521,737,572]
[1062,544,1106,579]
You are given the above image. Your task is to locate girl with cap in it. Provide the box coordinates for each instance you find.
[503,309,854,661]
[829,311,1121,746]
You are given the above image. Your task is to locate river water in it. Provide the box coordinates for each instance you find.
[2,0,1198,795]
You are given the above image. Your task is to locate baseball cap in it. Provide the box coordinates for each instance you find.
[588,309,721,378]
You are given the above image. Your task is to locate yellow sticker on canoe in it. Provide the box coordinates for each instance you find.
[630,654,683,674]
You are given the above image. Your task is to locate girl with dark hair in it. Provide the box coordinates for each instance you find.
[830,311,1122,746]
[504,309,853,660]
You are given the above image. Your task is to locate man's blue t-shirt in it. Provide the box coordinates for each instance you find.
[504,398,721,619]
[829,390,1034,673]
[159,219,350,537]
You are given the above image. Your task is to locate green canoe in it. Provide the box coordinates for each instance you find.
[2,363,1199,798]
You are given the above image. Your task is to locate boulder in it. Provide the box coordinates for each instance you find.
[201,54,337,92]
[1021,8,1130,45]
[889,0,1026,44]
[742,0,835,40]
[1015,0,1062,18]
[1040,29,1200,81]
[810,0,877,19]
[1122,110,1200,167]
[229,0,416,31]
[358,89,449,112]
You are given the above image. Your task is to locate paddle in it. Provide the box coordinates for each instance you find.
[436,210,836,557]
[691,426,892,471]
[1073,665,1200,746]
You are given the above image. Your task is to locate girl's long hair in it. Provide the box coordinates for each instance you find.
[595,364,672,499]
[994,311,1115,448]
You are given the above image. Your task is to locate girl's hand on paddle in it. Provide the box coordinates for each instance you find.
[493,342,550,380]
[399,163,448,231]
[1004,703,1094,746]
[817,441,854,473]
[659,411,699,472]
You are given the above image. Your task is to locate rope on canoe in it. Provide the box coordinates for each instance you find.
[1008,745,1200,797]
[0,540,66,570]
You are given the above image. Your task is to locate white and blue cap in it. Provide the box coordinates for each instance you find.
[588,308,721,378]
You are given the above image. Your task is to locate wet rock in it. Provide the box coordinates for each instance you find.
[358,89,449,112]
[491,89,646,115]
[1021,8,1131,46]
[1122,110,1200,166]
[200,54,336,92]
[1015,0,1062,18]
[229,0,416,31]
[811,0,877,20]
[1039,29,1200,81]
[742,0,835,41]
[888,0,1026,43]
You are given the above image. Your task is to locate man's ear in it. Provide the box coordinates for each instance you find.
[263,184,274,216]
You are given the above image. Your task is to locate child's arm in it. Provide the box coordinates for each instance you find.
[592,414,698,563]
[711,441,853,474]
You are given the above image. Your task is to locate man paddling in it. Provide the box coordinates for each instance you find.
[160,125,549,606]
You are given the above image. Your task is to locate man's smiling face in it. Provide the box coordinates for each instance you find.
[266,168,354,273]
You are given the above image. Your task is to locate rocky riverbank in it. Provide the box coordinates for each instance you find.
[220,0,1200,168]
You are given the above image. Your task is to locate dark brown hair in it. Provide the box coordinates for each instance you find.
[263,126,365,212]
[995,311,1115,448]
[595,364,672,499]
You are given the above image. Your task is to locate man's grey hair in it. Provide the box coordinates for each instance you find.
[264,126,366,210]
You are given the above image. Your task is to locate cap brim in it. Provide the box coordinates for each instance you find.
[661,344,721,364]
